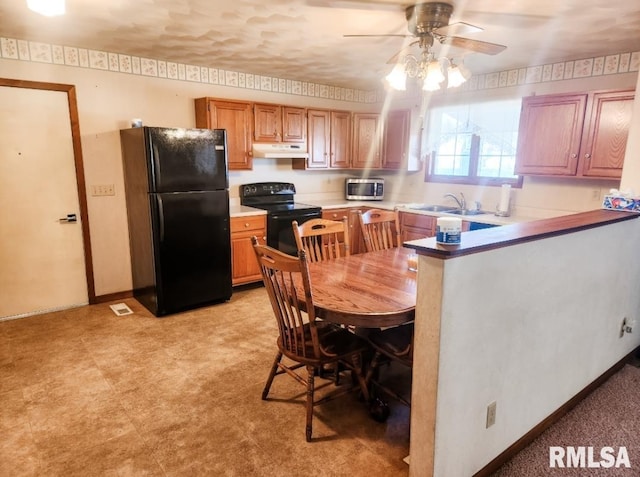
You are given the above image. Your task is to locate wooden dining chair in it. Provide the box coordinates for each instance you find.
[251,236,371,441]
[292,217,350,263]
[358,208,401,252]
[365,322,414,410]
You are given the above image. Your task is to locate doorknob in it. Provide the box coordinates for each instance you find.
[59,213,77,223]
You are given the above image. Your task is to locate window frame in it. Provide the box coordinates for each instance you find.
[423,99,523,188]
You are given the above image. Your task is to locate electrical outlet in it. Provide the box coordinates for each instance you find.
[620,317,628,338]
[91,184,115,196]
[486,401,497,428]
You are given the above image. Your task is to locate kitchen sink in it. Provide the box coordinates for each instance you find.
[408,204,457,212]
[446,209,490,216]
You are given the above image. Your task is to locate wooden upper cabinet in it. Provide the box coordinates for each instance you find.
[298,109,351,170]
[195,98,253,170]
[515,93,587,176]
[330,110,352,168]
[254,103,282,142]
[254,103,306,143]
[580,90,635,178]
[306,109,331,168]
[515,89,634,179]
[282,106,306,142]
[382,109,411,170]
[352,113,383,169]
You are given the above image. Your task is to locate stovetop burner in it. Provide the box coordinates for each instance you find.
[239,182,320,213]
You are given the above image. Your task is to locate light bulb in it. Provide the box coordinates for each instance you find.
[384,63,407,91]
[447,61,471,88]
[27,0,65,16]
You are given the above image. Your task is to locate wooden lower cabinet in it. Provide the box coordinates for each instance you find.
[322,207,370,254]
[230,215,266,286]
[399,211,437,242]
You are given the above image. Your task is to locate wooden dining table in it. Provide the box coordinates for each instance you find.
[303,247,417,328]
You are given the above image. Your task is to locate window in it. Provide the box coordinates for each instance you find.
[424,99,522,186]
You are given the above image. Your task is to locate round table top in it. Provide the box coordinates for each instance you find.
[306,247,417,328]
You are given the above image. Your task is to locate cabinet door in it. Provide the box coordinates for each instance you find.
[383,109,410,170]
[399,212,435,241]
[331,111,352,169]
[352,113,383,169]
[515,94,587,176]
[282,106,306,143]
[306,109,331,169]
[230,216,266,286]
[254,103,282,142]
[195,98,253,171]
[580,90,634,178]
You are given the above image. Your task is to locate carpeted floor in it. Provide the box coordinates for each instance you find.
[0,287,410,477]
[2,287,638,476]
[491,364,640,477]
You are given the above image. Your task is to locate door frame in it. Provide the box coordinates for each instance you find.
[1,77,96,304]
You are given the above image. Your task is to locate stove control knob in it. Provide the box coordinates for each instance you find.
[250,186,257,193]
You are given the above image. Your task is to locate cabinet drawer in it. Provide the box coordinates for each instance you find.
[230,215,266,233]
[400,212,436,229]
[322,208,350,221]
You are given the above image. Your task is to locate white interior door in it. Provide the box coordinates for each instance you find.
[0,85,88,319]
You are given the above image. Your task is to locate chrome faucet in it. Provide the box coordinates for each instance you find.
[443,192,466,210]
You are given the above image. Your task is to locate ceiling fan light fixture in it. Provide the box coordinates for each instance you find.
[384,63,407,91]
[446,61,470,88]
[27,0,65,16]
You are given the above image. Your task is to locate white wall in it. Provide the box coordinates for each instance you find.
[0,58,374,297]
[385,71,638,216]
[1,50,637,297]
[409,218,640,476]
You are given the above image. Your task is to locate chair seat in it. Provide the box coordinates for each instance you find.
[279,323,369,365]
[367,323,414,367]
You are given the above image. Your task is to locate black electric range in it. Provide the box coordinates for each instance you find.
[240,182,321,256]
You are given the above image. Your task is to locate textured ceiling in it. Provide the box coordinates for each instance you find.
[1,0,639,90]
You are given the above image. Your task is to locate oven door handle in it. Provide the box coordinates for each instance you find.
[271,211,321,221]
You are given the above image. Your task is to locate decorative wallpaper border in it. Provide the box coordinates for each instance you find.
[0,36,377,104]
[389,50,640,100]
[458,51,640,93]
[1,36,637,104]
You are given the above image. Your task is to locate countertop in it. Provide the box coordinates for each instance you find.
[230,199,549,225]
[229,204,267,218]
[405,209,639,259]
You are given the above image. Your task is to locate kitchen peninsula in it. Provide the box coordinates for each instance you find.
[404,209,640,476]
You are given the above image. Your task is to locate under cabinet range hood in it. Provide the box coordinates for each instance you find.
[252,143,309,159]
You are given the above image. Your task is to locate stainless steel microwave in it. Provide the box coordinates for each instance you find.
[345,178,384,201]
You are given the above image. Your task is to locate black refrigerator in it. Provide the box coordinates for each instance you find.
[120,126,232,317]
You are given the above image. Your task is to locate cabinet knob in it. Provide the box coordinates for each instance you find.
[584,153,591,159]
[244,223,250,228]
[571,153,578,159]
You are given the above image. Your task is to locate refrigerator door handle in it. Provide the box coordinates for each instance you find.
[157,196,165,242]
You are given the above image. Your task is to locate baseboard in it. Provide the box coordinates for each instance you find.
[473,346,640,477]
[94,290,133,304]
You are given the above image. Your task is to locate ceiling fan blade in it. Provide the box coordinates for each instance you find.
[306,0,405,11]
[433,22,483,37]
[344,34,411,38]
[441,36,507,55]
[386,40,420,64]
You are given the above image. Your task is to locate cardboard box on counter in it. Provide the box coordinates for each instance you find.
[602,194,640,212]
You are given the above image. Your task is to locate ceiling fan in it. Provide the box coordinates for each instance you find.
[344,2,507,63]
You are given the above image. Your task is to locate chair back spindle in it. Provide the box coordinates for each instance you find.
[358,209,400,252]
[293,217,350,263]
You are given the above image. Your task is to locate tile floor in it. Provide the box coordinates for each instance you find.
[0,287,410,476]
